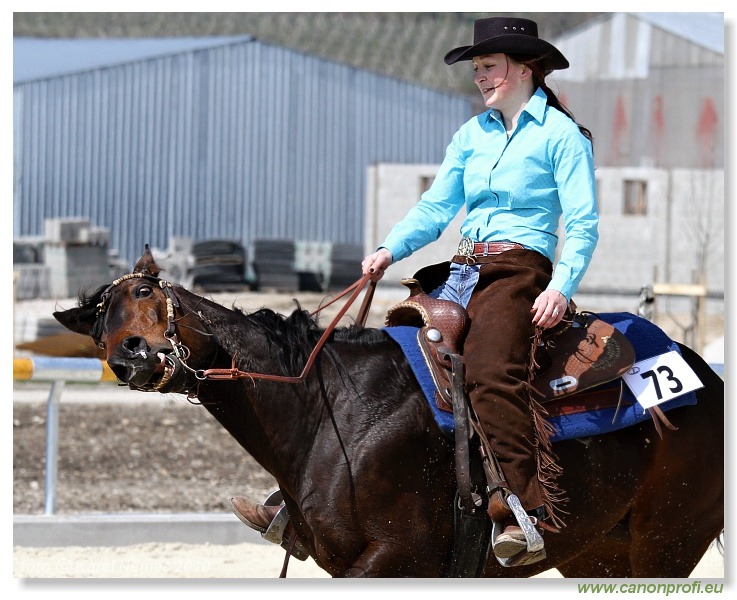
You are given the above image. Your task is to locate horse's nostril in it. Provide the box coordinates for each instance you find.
[122,336,148,357]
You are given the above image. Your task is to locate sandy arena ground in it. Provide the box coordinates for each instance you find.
[13,539,724,579]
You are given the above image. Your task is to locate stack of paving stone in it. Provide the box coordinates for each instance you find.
[327,243,364,291]
[252,239,299,292]
[189,240,247,291]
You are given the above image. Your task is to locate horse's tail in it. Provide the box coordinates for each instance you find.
[715,531,725,556]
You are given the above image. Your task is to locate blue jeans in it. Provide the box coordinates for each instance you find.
[427,262,480,308]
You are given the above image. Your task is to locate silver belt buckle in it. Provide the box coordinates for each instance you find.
[458,237,475,258]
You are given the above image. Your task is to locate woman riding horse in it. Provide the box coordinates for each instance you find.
[53,247,724,577]
[234,15,598,564]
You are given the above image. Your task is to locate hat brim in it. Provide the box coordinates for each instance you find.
[444,35,568,71]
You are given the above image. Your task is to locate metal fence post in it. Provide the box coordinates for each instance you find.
[44,380,65,515]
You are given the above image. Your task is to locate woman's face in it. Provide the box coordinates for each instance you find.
[472,53,527,111]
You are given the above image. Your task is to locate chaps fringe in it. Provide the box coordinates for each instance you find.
[528,328,567,530]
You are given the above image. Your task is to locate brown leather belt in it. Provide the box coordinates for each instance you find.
[452,238,525,263]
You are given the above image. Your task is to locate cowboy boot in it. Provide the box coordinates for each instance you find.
[488,491,547,560]
[230,494,310,561]
[231,496,280,532]
[493,517,529,558]
[487,491,527,558]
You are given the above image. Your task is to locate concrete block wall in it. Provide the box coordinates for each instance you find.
[364,163,466,285]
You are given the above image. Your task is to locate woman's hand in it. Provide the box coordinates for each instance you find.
[531,289,568,329]
[361,248,393,282]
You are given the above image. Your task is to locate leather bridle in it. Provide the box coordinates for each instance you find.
[96,271,376,388]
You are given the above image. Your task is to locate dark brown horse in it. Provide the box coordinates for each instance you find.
[53,248,723,578]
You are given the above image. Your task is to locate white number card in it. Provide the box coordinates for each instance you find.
[622,350,704,409]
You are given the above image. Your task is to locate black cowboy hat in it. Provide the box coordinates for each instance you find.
[444,16,569,71]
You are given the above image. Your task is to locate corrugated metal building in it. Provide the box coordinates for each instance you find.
[13,35,471,269]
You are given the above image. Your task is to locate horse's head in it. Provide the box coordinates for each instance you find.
[54,245,216,394]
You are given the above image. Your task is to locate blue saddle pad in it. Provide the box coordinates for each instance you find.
[384,312,698,443]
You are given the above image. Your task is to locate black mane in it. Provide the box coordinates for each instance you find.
[177,290,391,378]
[75,280,393,376]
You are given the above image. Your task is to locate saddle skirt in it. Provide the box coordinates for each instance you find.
[385,313,698,443]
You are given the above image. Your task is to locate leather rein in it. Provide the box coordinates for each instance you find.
[201,273,376,384]
[97,271,377,387]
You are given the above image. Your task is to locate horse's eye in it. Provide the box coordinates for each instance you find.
[136,285,153,298]
[97,341,107,350]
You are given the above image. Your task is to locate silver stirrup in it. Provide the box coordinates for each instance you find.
[491,493,546,568]
[255,490,310,561]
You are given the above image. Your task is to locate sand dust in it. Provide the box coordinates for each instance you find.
[13,539,724,579]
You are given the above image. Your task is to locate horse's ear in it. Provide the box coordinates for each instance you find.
[132,244,160,277]
[53,307,96,337]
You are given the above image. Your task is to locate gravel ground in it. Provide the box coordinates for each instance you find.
[13,397,279,515]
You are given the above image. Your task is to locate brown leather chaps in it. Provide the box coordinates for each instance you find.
[460,248,563,522]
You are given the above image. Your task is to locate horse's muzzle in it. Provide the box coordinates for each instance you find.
[107,338,190,393]
[150,353,191,393]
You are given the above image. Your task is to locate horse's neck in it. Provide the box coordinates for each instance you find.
[190,305,322,481]
[197,363,323,489]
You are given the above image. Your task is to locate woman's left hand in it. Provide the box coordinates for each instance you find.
[531,289,568,329]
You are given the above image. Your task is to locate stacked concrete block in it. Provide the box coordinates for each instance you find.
[294,241,331,292]
[14,264,51,300]
[43,218,111,298]
[13,238,50,300]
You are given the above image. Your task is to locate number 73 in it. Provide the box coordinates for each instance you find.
[640,366,684,401]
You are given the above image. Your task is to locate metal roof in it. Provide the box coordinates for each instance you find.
[632,12,724,54]
[13,36,254,84]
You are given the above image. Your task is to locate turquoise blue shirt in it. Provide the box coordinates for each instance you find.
[380,87,599,300]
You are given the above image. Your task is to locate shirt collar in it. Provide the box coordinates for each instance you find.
[486,87,548,127]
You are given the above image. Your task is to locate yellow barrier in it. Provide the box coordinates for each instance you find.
[13,357,118,383]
